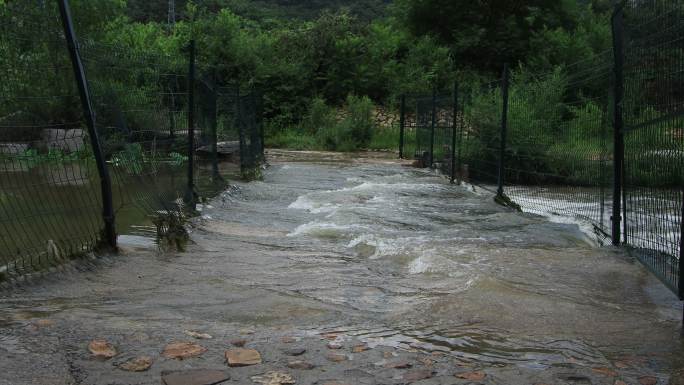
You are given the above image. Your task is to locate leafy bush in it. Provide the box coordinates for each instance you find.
[344,94,375,148]
[304,97,337,135]
[315,94,376,151]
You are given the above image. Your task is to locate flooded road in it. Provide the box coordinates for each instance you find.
[0,150,682,385]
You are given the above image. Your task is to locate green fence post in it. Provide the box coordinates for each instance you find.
[456,90,466,185]
[58,0,116,249]
[679,191,684,302]
[210,84,220,181]
[236,87,247,174]
[429,88,436,168]
[450,82,458,184]
[185,40,196,210]
[611,3,625,246]
[399,94,406,159]
[497,64,510,198]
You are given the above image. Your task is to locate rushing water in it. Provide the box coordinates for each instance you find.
[0,150,682,384]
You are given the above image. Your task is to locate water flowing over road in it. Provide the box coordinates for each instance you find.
[1,150,682,385]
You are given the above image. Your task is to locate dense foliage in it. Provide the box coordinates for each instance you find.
[2,0,615,152]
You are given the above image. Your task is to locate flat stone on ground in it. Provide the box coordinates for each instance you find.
[325,352,347,363]
[118,356,153,372]
[185,330,213,340]
[161,369,230,385]
[284,347,306,356]
[326,341,343,349]
[88,339,117,359]
[162,342,207,360]
[225,348,262,367]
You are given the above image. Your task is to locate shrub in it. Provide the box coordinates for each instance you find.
[313,94,377,151]
[304,97,336,135]
[343,94,375,148]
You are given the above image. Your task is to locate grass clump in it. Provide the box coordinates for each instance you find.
[267,94,385,152]
[152,209,190,252]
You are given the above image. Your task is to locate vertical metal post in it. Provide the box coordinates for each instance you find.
[679,189,684,327]
[250,94,261,163]
[399,95,406,159]
[57,0,116,249]
[210,85,220,181]
[168,81,176,139]
[450,82,458,184]
[185,40,196,209]
[456,92,465,185]
[679,190,684,303]
[429,88,437,168]
[257,92,265,162]
[611,4,625,246]
[236,87,246,173]
[497,64,510,198]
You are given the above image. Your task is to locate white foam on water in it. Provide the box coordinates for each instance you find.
[288,195,341,214]
[344,182,446,193]
[406,249,476,281]
[288,221,369,238]
[346,233,434,260]
[368,196,388,204]
[347,234,401,259]
[510,194,608,247]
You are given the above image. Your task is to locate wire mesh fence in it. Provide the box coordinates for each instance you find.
[0,2,103,277]
[237,91,265,178]
[399,0,683,299]
[621,0,683,295]
[0,1,264,280]
[502,55,614,238]
[401,91,455,171]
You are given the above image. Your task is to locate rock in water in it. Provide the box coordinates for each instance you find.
[118,356,153,372]
[88,339,117,359]
[287,360,315,370]
[225,348,262,367]
[185,330,213,340]
[162,342,207,360]
[283,347,306,356]
[325,352,347,363]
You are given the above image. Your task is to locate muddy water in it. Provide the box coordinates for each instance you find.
[0,150,682,385]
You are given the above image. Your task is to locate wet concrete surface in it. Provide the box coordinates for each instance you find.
[0,150,683,385]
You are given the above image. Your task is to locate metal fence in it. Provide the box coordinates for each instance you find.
[399,0,683,300]
[0,0,264,279]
